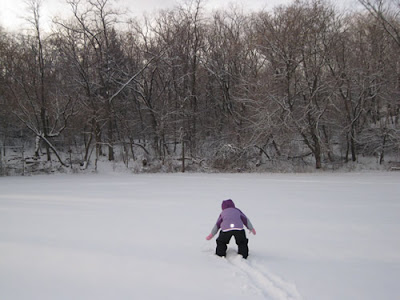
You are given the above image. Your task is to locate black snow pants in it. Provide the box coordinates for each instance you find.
[216,229,249,259]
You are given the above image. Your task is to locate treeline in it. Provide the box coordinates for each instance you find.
[0,0,399,172]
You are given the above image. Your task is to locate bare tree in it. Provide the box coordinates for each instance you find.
[55,0,132,166]
[8,0,75,166]
[254,1,339,168]
[359,0,400,47]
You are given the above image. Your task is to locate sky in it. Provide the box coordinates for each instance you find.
[0,0,361,32]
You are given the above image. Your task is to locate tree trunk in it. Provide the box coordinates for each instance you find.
[108,118,114,161]
[315,144,322,169]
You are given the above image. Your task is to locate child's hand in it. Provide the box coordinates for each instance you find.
[206,234,213,240]
[250,228,256,235]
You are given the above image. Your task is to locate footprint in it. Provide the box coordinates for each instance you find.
[226,254,303,300]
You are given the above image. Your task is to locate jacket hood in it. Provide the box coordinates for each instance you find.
[221,199,235,210]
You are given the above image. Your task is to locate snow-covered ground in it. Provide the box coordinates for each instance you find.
[1,172,399,300]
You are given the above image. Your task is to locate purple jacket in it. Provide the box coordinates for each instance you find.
[210,199,254,236]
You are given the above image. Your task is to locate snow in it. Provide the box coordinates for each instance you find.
[0,172,399,300]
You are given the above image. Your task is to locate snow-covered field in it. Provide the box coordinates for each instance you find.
[1,172,399,300]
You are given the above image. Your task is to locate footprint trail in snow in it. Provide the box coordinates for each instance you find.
[225,252,303,300]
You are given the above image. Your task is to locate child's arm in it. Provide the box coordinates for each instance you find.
[246,218,254,231]
[246,218,256,234]
[206,215,222,240]
[210,224,219,236]
[240,211,256,234]
[206,224,219,240]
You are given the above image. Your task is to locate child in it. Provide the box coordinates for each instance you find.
[206,199,256,259]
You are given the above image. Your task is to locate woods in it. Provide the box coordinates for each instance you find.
[0,0,399,173]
